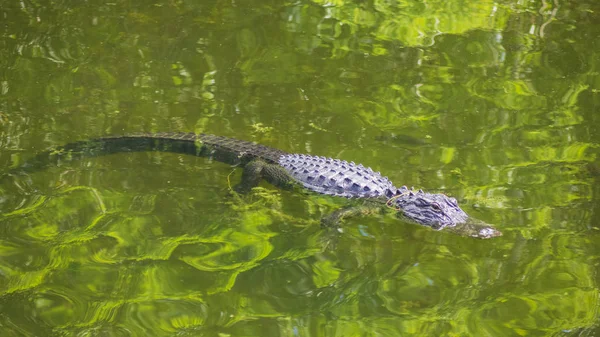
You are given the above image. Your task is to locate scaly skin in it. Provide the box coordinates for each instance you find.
[3,132,501,239]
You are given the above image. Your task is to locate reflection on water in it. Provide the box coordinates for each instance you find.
[1,0,599,336]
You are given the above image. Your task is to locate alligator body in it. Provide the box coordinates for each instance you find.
[5,132,502,239]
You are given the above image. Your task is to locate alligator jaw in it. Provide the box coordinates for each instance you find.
[442,217,502,239]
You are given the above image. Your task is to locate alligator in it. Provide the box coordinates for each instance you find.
[3,132,502,238]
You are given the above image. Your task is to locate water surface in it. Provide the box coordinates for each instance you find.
[1,0,599,336]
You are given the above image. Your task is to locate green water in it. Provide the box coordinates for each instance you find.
[1,0,599,336]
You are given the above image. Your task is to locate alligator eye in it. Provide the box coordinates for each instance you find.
[431,203,442,211]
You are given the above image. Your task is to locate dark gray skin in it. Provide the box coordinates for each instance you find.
[276,151,500,238]
[387,190,501,238]
[4,132,502,239]
[389,189,468,229]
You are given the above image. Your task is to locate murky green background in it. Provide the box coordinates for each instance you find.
[1,0,599,336]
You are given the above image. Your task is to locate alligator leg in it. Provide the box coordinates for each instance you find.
[261,163,296,190]
[235,160,295,193]
[321,204,382,228]
[235,160,266,193]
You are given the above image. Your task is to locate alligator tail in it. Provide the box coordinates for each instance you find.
[4,132,288,176]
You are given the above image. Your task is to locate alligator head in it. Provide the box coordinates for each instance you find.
[386,188,502,239]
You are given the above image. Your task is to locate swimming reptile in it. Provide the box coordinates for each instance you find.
[3,132,502,239]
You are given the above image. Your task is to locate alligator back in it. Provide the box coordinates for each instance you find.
[104,134,399,198]
[278,154,399,198]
